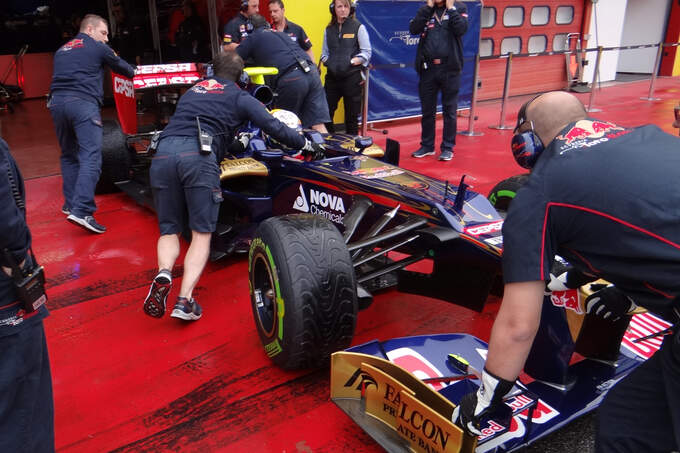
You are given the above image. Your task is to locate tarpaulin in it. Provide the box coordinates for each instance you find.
[356,0,481,122]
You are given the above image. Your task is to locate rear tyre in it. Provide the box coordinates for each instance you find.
[96,120,131,194]
[487,174,529,215]
[249,214,357,370]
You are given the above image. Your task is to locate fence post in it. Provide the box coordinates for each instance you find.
[640,42,663,101]
[587,46,603,113]
[459,53,484,136]
[489,52,514,130]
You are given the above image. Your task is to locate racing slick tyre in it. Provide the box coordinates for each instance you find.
[487,174,529,215]
[96,120,131,194]
[248,214,358,370]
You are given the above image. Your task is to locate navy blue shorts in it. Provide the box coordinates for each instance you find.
[276,66,331,128]
[150,136,223,235]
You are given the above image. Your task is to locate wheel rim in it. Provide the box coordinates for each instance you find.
[251,252,277,338]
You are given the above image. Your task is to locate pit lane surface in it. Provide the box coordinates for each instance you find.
[2,77,677,452]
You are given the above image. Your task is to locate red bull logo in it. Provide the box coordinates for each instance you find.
[193,79,225,93]
[558,120,624,145]
[60,39,84,51]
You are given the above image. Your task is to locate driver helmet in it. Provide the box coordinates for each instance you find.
[266,109,302,151]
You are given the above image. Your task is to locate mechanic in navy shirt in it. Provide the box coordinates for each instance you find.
[0,138,54,453]
[409,0,467,162]
[143,51,320,322]
[237,14,330,134]
[222,0,259,51]
[49,14,135,234]
[453,92,680,452]
[268,0,315,62]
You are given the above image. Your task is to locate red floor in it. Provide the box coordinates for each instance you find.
[0,77,678,452]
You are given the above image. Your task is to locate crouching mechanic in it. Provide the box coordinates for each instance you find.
[0,138,54,452]
[452,91,680,452]
[143,51,322,321]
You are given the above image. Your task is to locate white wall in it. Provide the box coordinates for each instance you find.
[582,0,627,83]
[617,0,671,73]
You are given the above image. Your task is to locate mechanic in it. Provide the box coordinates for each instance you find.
[0,138,54,453]
[268,0,315,62]
[409,0,467,162]
[143,51,323,322]
[222,0,259,51]
[48,14,136,234]
[452,91,680,453]
[321,0,371,136]
[236,14,330,134]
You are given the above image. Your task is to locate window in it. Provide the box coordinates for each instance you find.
[528,35,547,53]
[481,7,496,28]
[503,7,524,27]
[501,37,521,55]
[531,6,550,26]
[479,38,494,57]
[556,6,574,25]
[553,34,569,51]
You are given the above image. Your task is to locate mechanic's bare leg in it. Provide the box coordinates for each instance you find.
[157,233,180,271]
[311,123,328,134]
[178,231,211,300]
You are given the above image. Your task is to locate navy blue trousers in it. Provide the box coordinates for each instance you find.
[0,321,54,453]
[596,328,680,452]
[418,67,460,152]
[48,95,103,217]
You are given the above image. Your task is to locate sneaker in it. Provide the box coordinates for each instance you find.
[411,147,435,158]
[67,214,106,234]
[143,269,172,318]
[439,150,454,161]
[170,297,203,321]
[61,204,70,215]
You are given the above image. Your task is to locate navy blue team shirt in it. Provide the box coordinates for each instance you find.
[161,76,306,162]
[236,28,311,72]
[502,119,680,319]
[50,32,135,106]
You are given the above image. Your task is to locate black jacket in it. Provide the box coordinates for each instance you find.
[409,2,468,74]
[324,18,361,78]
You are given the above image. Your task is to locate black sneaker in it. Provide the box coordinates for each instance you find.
[61,204,70,215]
[67,214,106,234]
[439,150,454,161]
[170,297,202,321]
[143,269,172,318]
[411,147,435,158]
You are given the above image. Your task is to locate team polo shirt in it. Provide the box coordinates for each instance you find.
[280,20,312,51]
[502,120,680,318]
[223,14,251,45]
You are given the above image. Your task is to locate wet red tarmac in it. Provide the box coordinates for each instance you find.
[0,77,678,452]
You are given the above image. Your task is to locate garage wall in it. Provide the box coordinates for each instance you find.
[582,0,627,83]
[618,0,671,74]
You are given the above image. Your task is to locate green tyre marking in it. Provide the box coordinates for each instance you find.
[495,190,517,200]
[264,339,282,357]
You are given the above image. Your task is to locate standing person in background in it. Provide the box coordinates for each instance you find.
[321,0,371,135]
[0,137,54,453]
[268,0,315,62]
[175,0,209,62]
[48,14,135,234]
[222,0,259,51]
[409,0,467,162]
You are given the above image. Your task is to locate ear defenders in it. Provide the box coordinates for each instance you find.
[511,94,544,169]
[240,0,249,12]
[329,1,357,16]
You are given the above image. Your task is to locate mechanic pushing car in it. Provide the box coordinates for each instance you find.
[453,91,680,452]
[48,14,136,234]
[236,14,330,134]
[143,51,323,322]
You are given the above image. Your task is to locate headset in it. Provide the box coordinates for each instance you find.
[240,0,249,12]
[329,0,356,16]
[511,94,544,169]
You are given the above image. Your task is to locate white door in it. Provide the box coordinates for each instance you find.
[618,0,672,74]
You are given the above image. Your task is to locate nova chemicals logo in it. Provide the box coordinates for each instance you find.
[292,185,345,224]
[293,185,309,212]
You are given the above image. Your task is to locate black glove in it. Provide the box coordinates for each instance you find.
[301,138,324,160]
[452,368,514,435]
[585,285,637,322]
[546,259,595,292]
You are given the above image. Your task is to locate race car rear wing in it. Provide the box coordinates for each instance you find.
[112,63,205,135]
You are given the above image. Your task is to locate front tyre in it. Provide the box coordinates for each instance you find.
[248,214,357,370]
[487,174,529,215]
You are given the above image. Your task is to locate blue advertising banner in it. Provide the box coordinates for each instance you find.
[355,0,481,122]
